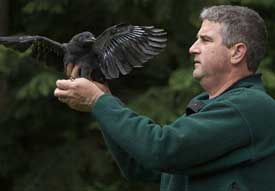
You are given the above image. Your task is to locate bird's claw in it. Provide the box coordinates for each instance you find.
[70,76,75,81]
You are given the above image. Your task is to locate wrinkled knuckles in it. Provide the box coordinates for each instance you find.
[71,83,79,90]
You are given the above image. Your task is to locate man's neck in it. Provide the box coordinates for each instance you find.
[207,78,240,99]
[201,72,254,99]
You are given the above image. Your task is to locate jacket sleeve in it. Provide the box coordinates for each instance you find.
[100,128,161,182]
[92,94,252,176]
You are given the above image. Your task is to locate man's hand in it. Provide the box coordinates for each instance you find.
[55,63,110,112]
[54,78,108,112]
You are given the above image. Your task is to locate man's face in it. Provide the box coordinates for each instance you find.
[189,20,231,83]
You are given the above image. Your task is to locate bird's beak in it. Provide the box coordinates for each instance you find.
[85,37,96,43]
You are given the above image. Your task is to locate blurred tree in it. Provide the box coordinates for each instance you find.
[0,0,274,191]
[0,0,9,35]
[0,0,9,116]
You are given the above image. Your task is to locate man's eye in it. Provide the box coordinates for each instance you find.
[201,38,209,42]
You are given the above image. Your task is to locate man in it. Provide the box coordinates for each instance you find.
[54,5,275,191]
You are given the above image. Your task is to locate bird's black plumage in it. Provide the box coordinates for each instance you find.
[0,24,167,82]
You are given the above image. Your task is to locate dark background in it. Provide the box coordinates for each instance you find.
[0,0,274,190]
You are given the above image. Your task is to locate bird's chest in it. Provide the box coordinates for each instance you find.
[67,45,89,56]
[65,46,98,67]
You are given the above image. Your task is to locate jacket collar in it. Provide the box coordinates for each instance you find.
[223,73,264,93]
[185,74,264,116]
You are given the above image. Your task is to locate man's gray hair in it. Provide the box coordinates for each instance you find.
[200,5,267,72]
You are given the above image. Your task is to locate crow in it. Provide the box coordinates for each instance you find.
[0,24,167,82]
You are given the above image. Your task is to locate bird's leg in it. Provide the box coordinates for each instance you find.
[80,63,106,82]
[81,68,93,80]
[63,62,68,77]
[88,69,93,80]
[91,69,106,83]
[80,63,93,80]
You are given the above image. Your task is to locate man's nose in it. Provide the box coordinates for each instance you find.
[189,40,200,54]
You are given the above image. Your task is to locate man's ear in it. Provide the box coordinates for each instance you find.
[230,42,247,65]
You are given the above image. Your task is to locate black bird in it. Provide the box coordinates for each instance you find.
[0,24,167,82]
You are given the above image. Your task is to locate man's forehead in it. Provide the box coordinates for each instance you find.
[197,20,223,37]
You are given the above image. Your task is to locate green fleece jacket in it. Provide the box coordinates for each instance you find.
[91,74,275,191]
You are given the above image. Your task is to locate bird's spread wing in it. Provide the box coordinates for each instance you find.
[0,35,65,69]
[93,24,167,79]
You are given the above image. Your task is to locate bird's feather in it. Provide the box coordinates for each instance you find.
[0,24,167,81]
[0,35,65,69]
[93,24,167,79]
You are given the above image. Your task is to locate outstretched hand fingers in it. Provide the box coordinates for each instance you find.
[54,87,71,102]
[54,80,74,103]
[56,79,73,90]
[58,97,69,103]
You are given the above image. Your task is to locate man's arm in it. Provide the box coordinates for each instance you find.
[101,128,161,182]
[54,65,161,181]
[54,75,251,176]
[92,94,251,175]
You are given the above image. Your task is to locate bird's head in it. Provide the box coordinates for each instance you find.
[71,32,96,47]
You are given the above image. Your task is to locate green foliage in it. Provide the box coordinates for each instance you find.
[16,72,58,99]
[0,0,275,191]
[86,181,123,191]
[22,0,68,14]
[169,68,198,92]
[259,57,275,96]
